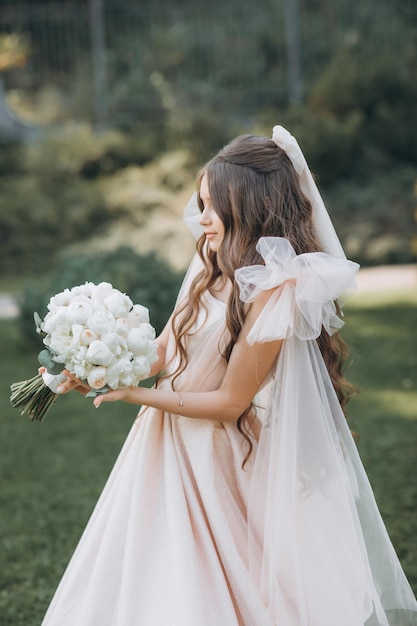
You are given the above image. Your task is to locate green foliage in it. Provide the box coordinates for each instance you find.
[18,246,184,347]
[277,50,417,185]
[0,172,108,274]
[0,122,177,274]
[1,2,416,275]
[324,166,417,266]
[256,48,417,266]
[309,50,417,167]
[283,108,363,185]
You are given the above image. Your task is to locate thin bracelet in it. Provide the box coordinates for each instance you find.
[177,393,184,418]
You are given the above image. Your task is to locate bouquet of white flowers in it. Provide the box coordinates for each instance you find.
[10,282,159,422]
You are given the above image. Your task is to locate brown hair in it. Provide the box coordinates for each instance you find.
[170,134,355,463]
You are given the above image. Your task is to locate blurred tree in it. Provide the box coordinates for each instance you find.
[0,33,35,141]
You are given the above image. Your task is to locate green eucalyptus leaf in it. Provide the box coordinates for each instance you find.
[34,311,44,334]
[85,386,109,398]
[38,349,64,375]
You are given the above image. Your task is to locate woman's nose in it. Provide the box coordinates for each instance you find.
[199,207,210,225]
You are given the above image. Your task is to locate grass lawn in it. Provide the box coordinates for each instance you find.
[0,288,416,624]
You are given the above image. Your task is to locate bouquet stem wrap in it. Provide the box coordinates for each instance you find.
[10,374,58,423]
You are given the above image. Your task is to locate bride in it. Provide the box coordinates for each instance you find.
[41,126,417,625]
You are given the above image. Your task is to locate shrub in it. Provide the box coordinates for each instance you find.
[0,172,109,274]
[18,247,184,348]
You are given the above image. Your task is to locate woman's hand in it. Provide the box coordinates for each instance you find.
[93,387,135,408]
[39,367,90,395]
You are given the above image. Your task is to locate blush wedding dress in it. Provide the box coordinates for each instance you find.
[41,238,417,626]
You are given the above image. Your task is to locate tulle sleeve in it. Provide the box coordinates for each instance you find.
[237,238,417,625]
[235,237,359,343]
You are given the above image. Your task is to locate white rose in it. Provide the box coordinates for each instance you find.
[87,366,107,389]
[104,291,133,318]
[66,300,94,325]
[127,304,150,327]
[86,340,114,367]
[132,355,151,380]
[87,310,116,335]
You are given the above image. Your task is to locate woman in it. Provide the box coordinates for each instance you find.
[41,127,417,625]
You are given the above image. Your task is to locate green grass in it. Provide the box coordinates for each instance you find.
[0,322,137,625]
[0,289,416,624]
[343,290,417,585]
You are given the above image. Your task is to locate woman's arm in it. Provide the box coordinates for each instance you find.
[94,290,282,422]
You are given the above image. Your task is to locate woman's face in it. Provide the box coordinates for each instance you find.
[199,173,225,252]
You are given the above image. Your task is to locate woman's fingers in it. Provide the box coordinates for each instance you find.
[38,367,131,403]
[56,370,90,395]
[93,389,125,408]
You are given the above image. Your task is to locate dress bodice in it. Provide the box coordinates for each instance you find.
[162,290,230,394]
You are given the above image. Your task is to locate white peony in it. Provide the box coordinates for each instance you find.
[118,369,137,388]
[73,361,92,381]
[101,331,127,356]
[132,355,151,380]
[127,304,150,326]
[45,324,83,362]
[145,341,159,364]
[66,299,94,325]
[87,310,116,335]
[126,327,150,355]
[40,281,157,395]
[139,322,156,340]
[80,328,99,346]
[106,354,132,389]
[86,340,114,367]
[42,307,67,334]
[114,317,130,337]
[47,289,72,311]
[104,291,133,318]
[87,366,107,389]
[92,282,114,300]
[70,282,95,298]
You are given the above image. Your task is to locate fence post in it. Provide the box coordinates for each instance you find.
[283,0,303,104]
[89,0,107,130]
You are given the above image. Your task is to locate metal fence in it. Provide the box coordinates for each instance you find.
[0,0,416,128]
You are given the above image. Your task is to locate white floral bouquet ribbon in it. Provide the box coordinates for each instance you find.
[10,282,158,422]
[235,237,359,342]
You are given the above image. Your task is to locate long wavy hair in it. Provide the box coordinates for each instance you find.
[169,134,356,463]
